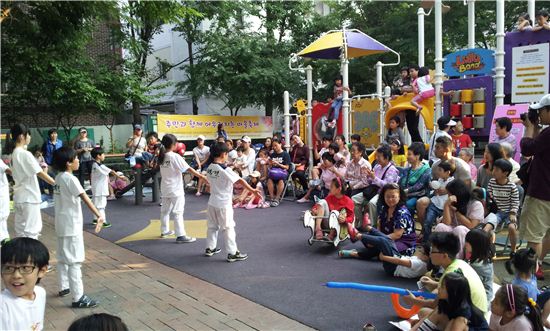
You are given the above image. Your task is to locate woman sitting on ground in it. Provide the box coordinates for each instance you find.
[310,177,357,241]
[399,142,431,214]
[297,152,346,203]
[340,183,416,259]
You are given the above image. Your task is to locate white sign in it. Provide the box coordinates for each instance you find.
[511,43,549,103]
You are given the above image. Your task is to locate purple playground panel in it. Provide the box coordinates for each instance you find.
[504,30,550,95]
[443,76,494,137]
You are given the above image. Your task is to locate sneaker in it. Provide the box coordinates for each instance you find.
[205,248,221,257]
[102,222,112,228]
[176,235,196,243]
[195,192,202,197]
[160,231,175,238]
[58,289,70,297]
[92,219,98,225]
[72,294,98,308]
[296,197,310,204]
[227,251,248,262]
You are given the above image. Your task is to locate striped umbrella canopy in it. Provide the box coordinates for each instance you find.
[297,30,390,60]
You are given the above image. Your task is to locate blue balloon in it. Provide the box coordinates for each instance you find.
[326,282,437,299]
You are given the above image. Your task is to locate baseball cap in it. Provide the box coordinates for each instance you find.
[79,127,87,133]
[196,135,206,141]
[249,171,261,178]
[437,115,456,128]
[242,136,251,143]
[133,124,142,130]
[530,94,550,110]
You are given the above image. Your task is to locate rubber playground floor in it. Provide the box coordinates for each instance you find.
[43,191,548,331]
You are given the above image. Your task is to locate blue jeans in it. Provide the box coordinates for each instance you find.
[330,97,343,121]
[406,197,418,214]
[358,228,400,261]
[423,202,443,242]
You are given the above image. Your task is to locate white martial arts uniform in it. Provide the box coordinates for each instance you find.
[206,163,241,254]
[54,171,86,302]
[91,161,112,223]
[159,151,191,237]
[0,159,10,241]
[11,146,43,239]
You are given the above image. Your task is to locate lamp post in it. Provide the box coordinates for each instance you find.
[468,0,475,49]
[434,0,444,121]
[495,0,505,106]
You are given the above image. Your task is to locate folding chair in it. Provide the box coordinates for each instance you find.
[282,163,297,201]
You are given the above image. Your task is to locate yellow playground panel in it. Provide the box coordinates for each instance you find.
[351,98,381,148]
[385,93,434,131]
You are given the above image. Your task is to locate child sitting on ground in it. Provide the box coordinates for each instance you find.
[490,284,543,331]
[377,242,430,279]
[422,161,455,240]
[458,148,477,183]
[464,229,494,307]
[310,178,357,241]
[483,159,520,255]
[108,171,130,199]
[389,138,407,168]
[1,237,49,331]
[255,149,270,183]
[233,171,269,209]
[506,248,539,302]
[410,66,434,114]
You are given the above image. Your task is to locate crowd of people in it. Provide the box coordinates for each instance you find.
[1,90,550,330]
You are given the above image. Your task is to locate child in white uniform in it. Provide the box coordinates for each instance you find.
[90,147,127,228]
[0,158,11,241]
[6,124,55,239]
[52,146,104,308]
[205,142,260,262]
[1,237,50,331]
[158,134,205,242]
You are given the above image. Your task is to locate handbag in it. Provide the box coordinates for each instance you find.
[362,165,393,200]
[268,167,288,181]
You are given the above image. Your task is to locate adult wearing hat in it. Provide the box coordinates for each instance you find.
[519,94,550,278]
[239,136,256,178]
[126,124,146,159]
[74,127,95,186]
[428,116,456,165]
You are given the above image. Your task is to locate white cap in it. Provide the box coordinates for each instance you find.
[249,170,261,178]
[242,136,251,143]
[530,94,550,110]
[448,119,457,126]
[196,135,206,141]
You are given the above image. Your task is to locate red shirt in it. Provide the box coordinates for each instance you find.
[452,133,472,151]
[324,194,355,223]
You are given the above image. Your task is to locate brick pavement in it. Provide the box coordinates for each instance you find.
[37,213,312,331]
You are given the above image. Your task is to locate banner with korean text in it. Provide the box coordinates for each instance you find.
[157,114,273,141]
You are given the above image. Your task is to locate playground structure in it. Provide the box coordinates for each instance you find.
[286,0,549,162]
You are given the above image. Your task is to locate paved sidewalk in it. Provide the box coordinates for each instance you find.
[37,213,311,331]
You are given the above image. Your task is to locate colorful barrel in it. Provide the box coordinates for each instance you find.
[473,102,486,116]
[462,116,473,129]
[462,103,473,115]
[461,89,473,103]
[451,90,461,103]
[450,103,461,117]
[473,116,485,129]
[473,88,485,102]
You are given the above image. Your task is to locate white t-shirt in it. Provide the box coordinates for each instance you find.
[128,136,146,156]
[91,162,112,197]
[394,256,428,278]
[228,149,238,164]
[207,163,241,208]
[431,176,454,210]
[428,130,452,163]
[0,159,10,219]
[160,151,190,198]
[0,286,46,331]
[242,148,256,174]
[54,172,85,237]
[193,145,210,164]
[11,147,43,204]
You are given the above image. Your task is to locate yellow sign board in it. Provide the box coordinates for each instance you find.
[351,98,381,147]
[157,114,273,141]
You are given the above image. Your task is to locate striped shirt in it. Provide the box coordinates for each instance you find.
[487,178,519,214]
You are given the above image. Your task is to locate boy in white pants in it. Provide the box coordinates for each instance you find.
[0,158,11,241]
[90,147,127,228]
[158,134,206,242]
[52,146,104,308]
[205,142,260,262]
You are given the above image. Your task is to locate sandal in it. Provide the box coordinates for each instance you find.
[338,249,357,258]
[270,200,280,207]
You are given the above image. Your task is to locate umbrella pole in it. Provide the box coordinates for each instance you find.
[306,65,314,178]
[376,61,385,145]
[342,58,350,142]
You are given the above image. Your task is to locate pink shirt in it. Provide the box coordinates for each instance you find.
[489,314,533,331]
[469,161,478,183]
[320,165,347,189]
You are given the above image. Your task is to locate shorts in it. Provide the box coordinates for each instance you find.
[412,89,435,103]
[483,211,515,230]
[521,195,550,243]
